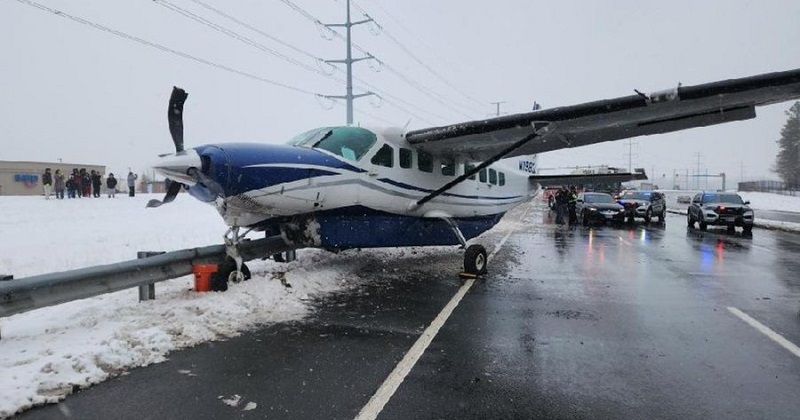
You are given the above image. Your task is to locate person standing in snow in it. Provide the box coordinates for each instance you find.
[81,169,91,198]
[41,168,53,199]
[91,170,102,198]
[54,169,65,199]
[127,171,138,197]
[106,173,118,198]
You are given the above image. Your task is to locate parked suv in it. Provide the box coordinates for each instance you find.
[577,192,626,225]
[687,192,754,234]
[616,191,667,223]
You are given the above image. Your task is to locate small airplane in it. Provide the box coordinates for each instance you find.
[149,68,800,282]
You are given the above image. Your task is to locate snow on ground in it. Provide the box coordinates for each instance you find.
[0,194,461,417]
[738,191,800,213]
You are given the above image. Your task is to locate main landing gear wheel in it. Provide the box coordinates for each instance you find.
[464,244,488,275]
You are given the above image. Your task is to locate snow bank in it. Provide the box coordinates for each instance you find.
[738,191,800,213]
[0,194,458,417]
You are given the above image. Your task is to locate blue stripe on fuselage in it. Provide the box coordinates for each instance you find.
[193,143,364,196]
[377,178,523,201]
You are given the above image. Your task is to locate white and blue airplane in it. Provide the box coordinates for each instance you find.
[150,68,800,280]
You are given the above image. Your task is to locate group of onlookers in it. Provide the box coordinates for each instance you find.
[41,168,138,199]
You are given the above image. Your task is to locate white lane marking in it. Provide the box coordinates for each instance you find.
[727,306,800,359]
[354,208,526,420]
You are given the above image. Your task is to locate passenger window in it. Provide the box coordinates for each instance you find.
[499,172,505,186]
[399,148,412,169]
[441,158,455,176]
[489,169,497,185]
[371,144,394,167]
[479,168,487,183]
[418,151,433,173]
[465,163,476,180]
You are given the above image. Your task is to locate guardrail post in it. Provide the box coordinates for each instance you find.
[136,252,163,301]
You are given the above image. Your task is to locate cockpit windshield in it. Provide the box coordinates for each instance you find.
[287,126,377,162]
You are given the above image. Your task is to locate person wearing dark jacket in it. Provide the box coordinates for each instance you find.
[81,169,91,198]
[91,170,102,198]
[555,187,569,225]
[73,169,82,198]
[568,186,579,225]
[106,173,118,198]
[65,172,78,198]
[54,169,65,199]
[41,168,53,199]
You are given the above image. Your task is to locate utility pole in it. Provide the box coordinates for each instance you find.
[490,101,506,117]
[627,139,638,173]
[321,0,375,125]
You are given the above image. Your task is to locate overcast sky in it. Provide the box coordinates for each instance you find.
[2,0,799,187]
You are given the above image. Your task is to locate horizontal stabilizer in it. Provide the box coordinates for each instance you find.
[530,171,647,187]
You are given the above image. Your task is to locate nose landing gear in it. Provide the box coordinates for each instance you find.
[223,226,252,284]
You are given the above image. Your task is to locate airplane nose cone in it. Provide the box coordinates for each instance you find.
[152,149,201,185]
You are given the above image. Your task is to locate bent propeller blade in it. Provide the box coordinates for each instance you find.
[146,179,183,208]
[168,87,189,153]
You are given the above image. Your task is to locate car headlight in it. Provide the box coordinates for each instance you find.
[588,207,597,212]
[618,208,625,212]
[744,210,754,216]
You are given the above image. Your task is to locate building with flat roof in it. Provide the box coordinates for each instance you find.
[0,161,106,196]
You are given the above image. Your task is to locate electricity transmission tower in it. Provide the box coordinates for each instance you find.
[320,0,376,125]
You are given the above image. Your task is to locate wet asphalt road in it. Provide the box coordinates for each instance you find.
[20,202,800,419]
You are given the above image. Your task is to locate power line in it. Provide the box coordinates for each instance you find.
[12,0,317,96]
[189,0,330,66]
[154,0,328,78]
[350,0,487,111]
[174,0,441,125]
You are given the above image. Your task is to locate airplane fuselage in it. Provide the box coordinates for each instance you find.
[157,126,539,250]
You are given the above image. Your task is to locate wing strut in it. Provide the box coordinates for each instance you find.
[412,123,551,209]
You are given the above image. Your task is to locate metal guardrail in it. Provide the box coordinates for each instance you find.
[0,236,295,319]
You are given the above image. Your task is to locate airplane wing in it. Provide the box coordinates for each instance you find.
[405,68,800,161]
[530,171,648,187]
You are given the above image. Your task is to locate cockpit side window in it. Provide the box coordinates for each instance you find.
[290,127,377,162]
[371,144,394,167]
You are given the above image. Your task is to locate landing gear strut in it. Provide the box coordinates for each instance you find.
[223,226,252,283]
[442,217,489,276]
